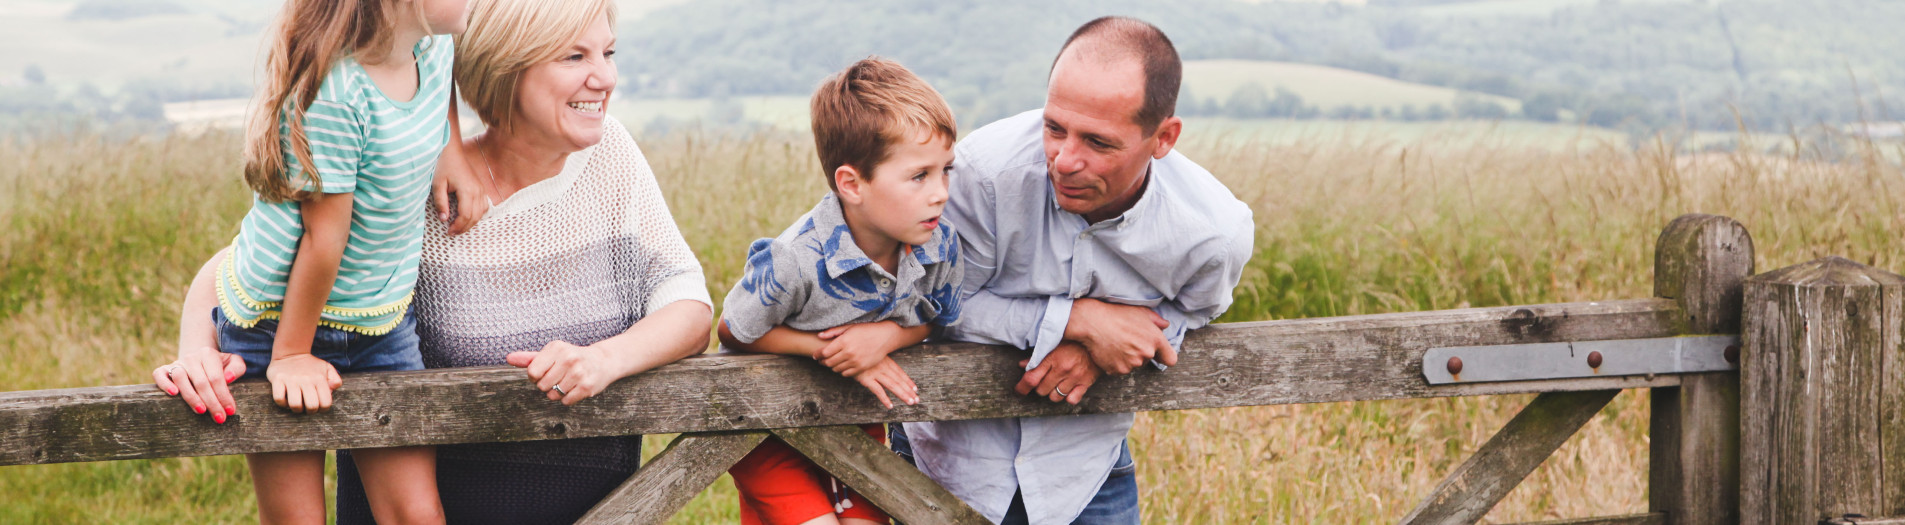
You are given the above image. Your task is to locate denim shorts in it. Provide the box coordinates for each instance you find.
[213,307,424,380]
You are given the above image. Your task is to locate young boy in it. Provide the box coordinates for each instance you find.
[717,57,964,525]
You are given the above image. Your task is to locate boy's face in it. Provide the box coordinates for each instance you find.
[844,128,955,249]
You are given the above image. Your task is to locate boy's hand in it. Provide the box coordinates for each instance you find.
[853,358,919,409]
[1017,341,1100,405]
[816,321,910,377]
[431,151,490,236]
[265,354,343,414]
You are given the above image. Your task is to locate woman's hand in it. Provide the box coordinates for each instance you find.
[506,340,620,405]
[265,354,343,414]
[152,346,246,424]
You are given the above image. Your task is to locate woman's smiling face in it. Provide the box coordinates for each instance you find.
[512,15,616,152]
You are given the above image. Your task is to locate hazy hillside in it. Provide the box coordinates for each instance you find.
[618,0,1905,131]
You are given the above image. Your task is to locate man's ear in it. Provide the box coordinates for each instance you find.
[1150,116,1182,160]
[834,164,865,204]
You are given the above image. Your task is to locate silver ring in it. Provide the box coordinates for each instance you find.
[1053,386,1068,398]
[552,385,567,396]
[166,364,185,375]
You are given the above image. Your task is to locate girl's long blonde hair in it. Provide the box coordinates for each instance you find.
[244,0,406,202]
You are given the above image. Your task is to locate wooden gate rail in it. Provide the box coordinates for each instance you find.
[0,214,1779,524]
[0,298,1682,465]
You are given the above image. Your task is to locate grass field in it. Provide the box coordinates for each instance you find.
[1181,59,1523,114]
[0,116,1899,523]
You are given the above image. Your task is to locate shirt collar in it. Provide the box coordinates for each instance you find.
[806,193,877,279]
[807,192,958,278]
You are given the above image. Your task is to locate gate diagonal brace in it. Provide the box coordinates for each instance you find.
[1422,335,1740,385]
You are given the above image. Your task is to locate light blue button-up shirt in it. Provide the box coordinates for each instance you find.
[904,109,1254,524]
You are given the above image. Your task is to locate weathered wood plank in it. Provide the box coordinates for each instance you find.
[1820,516,1905,525]
[1501,512,1667,525]
[0,299,1681,466]
[771,426,989,525]
[1882,278,1905,517]
[575,431,767,525]
[1740,257,1905,525]
[1398,389,1622,525]
[1648,213,1750,525]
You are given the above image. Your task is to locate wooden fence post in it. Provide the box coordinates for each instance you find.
[1740,257,1905,524]
[1650,214,1752,525]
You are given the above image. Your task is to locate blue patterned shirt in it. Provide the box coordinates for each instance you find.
[903,109,1255,524]
[721,193,964,343]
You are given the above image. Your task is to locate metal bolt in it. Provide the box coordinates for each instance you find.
[1446,356,1464,376]
[1724,345,1740,364]
[378,414,392,426]
[1587,351,1603,369]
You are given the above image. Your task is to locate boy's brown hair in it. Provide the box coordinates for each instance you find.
[810,57,957,192]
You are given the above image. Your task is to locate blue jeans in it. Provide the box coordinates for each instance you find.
[214,307,424,378]
[888,423,1141,525]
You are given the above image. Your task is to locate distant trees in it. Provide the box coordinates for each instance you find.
[617,0,1904,130]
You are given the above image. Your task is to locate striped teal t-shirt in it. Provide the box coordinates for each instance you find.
[216,35,455,335]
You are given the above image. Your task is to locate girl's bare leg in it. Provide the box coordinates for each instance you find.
[352,446,446,525]
[247,451,328,525]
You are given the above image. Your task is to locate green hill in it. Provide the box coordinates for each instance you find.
[1183,60,1520,113]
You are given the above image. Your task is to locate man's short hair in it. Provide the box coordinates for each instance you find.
[1053,16,1181,135]
[810,57,957,192]
[456,0,617,132]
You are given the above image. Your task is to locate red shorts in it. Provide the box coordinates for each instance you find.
[728,423,891,525]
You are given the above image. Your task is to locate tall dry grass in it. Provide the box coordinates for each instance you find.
[0,120,1898,523]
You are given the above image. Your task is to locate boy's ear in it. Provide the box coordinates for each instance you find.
[834,164,864,204]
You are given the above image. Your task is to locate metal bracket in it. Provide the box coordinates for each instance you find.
[1422,335,1740,385]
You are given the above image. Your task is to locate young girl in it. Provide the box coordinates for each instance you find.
[154,0,476,523]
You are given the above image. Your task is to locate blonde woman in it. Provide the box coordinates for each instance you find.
[156,0,713,522]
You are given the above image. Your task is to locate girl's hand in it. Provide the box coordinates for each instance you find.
[431,156,490,236]
[853,358,919,409]
[506,340,618,406]
[815,321,915,377]
[152,347,246,424]
[265,354,343,414]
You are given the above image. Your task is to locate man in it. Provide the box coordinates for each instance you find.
[896,16,1255,525]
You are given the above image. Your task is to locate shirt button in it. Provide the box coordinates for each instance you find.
[1079,232,1092,240]
[878,278,891,287]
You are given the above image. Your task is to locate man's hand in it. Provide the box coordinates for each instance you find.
[815,321,922,377]
[853,358,919,409]
[1064,298,1176,374]
[1016,341,1101,405]
[265,354,342,414]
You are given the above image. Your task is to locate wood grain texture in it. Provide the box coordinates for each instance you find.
[1502,512,1667,525]
[1648,213,1751,525]
[1740,257,1905,525]
[0,299,1682,466]
[576,431,766,525]
[772,426,989,525]
[1399,389,1622,525]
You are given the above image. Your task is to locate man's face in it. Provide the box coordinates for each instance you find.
[1041,49,1175,222]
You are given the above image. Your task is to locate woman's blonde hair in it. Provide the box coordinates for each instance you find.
[243,0,425,203]
[457,0,617,132]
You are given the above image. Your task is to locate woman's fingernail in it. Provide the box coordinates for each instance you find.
[214,413,226,424]
[166,388,177,396]
[226,406,237,416]
[194,405,206,414]
[226,372,236,383]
